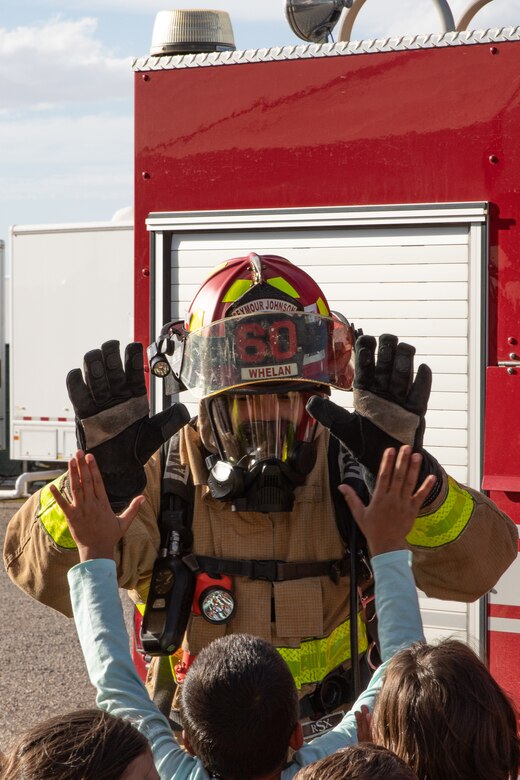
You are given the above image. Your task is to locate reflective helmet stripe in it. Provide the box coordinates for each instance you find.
[38,479,77,549]
[188,309,205,332]
[406,476,474,548]
[276,613,368,689]
[316,296,330,316]
[223,276,302,304]
[222,279,252,302]
[267,276,300,299]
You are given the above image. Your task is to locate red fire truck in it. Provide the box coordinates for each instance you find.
[131,17,520,709]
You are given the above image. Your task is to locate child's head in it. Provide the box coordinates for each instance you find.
[1,708,156,780]
[293,743,418,779]
[372,638,520,780]
[180,633,300,780]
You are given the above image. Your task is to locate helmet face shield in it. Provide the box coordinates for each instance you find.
[207,390,320,468]
[180,311,354,398]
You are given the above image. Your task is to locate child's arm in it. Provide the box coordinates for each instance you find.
[54,452,209,780]
[68,559,208,779]
[285,447,433,777]
[339,444,434,662]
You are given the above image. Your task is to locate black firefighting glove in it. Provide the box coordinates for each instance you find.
[307,334,442,503]
[66,340,190,511]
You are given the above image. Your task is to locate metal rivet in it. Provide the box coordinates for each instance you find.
[507,367,516,375]
[508,337,517,345]
[142,267,150,277]
[144,365,150,373]
[490,46,498,55]
[489,155,499,165]
[142,74,150,81]
[509,352,518,360]
[142,171,151,180]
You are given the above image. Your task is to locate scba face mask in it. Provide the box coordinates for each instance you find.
[205,389,323,513]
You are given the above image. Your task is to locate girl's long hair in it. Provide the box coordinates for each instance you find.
[372,639,519,780]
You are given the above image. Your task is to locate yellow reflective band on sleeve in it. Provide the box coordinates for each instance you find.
[406,476,474,548]
[276,614,368,689]
[38,479,77,550]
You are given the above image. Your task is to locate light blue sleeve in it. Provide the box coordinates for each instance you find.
[283,549,424,778]
[372,548,425,662]
[68,559,210,780]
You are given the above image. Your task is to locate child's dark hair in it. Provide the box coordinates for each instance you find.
[1,708,149,779]
[372,639,520,780]
[293,743,418,779]
[180,632,299,780]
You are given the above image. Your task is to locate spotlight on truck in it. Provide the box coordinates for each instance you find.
[150,9,235,56]
[285,0,354,43]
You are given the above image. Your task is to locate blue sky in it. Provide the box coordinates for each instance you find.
[0,0,518,267]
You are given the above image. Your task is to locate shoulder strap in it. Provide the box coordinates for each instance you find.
[158,422,196,548]
[327,435,361,695]
[327,436,370,545]
[327,436,380,694]
[140,422,199,659]
[161,423,196,506]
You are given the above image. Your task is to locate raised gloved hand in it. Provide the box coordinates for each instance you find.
[307,334,441,501]
[67,340,190,511]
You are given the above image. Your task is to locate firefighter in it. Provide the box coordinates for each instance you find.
[3,253,517,727]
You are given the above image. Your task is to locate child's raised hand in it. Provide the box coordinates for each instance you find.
[338,445,436,557]
[355,704,372,742]
[49,450,145,562]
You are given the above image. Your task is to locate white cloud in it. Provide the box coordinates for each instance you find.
[0,113,132,241]
[34,0,520,30]
[0,113,132,172]
[0,17,131,113]
[41,0,286,22]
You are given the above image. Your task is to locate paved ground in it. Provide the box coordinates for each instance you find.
[0,498,134,753]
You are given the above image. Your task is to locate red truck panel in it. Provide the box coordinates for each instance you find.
[483,367,520,499]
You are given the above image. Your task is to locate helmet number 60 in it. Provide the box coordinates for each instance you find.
[237,319,297,364]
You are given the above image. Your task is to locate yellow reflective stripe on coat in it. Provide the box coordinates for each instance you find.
[38,479,77,550]
[406,476,474,548]
[277,614,368,689]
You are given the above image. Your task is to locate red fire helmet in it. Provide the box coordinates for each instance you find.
[178,253,355,397]
[185,252,330,331]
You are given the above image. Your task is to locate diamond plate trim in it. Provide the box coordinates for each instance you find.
[133,26,520,71]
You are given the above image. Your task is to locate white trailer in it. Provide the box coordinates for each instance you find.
[8,217,134,467]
